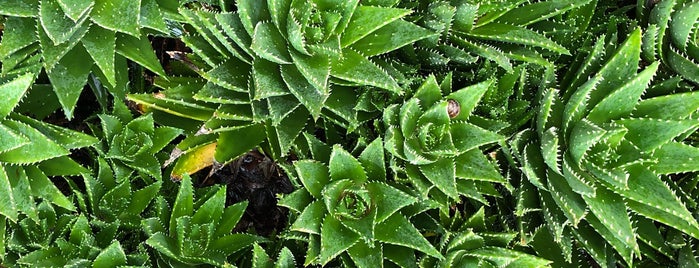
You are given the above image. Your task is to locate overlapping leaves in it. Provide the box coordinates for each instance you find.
[127,0,435,177]
[142,174,264,266]
[280,139,441,266]
[0,73,96,225]
[512,28,699,266]
[0,0,173,119]
[383,75,505,207]
[399,0,590,71]
[639,0,699,84]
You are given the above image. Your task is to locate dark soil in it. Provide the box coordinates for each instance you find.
[207,151,294,236]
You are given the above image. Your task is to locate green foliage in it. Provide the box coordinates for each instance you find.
[4,204,149,267]
[127,0,436,173]
[639,0,699,84]
[280,140,441,266]
[94,113,182,180]
[0,0,174,119]
[383,75,505,207]
[511,28,699,266]
[397,0,590,72]
[0,72,96,225]
[143,174,264,266]
[418,207,551,267]
[2,0,699,267]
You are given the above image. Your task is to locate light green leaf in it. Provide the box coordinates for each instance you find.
[633,91,699,120]
[291,200,324,235]
[0,0,39,17]
[204,58,250,92]
[0,72,34,119]
[192,186,225,226]
[340,5,411,47]
[290,50,330,93]
[0,17,38,59]
[669,1,699,50]
[622,165,699,239]
[617,118,699,152]
[331,49,401,93]
[495,0,591,26]
[215,124,266,164]
[237,0,270,36]
[348,241,383,268]
[568,119,606,164]
[251,22,291,64]
[93,241,127,268]
[446,80,492,121]
[215,201,248,237]
[375,213,442,259]
[366,182,416,223]
[40,0,89,45]
[583,185,638,257]
[455,149,505,183]
[450,122,503,153]
[586,62,658,124]
[467,23,570,55]
[280,65,328,120]
[139,0,168,34]
[351,19,435,57]
[319,214,360,265]
[295,160,330,199]
[47,45,92,119]
[170,174,194,237]
[0,166,18,221]
[329,145,367,183]
[115,33,167,77]
[82,25,116,87]
[419,158,458,199]
[651,142,699,174]
[0,120,69,164]
[90,0,141,37]
[358,138,386,182]
[25,166,74,211]
[252,243,273,268]
[127,180,161,216]
[57,0,93,21]
[252,59,288,100]
[547,170,587,225]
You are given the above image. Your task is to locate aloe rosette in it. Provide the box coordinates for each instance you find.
[0,73,97,225]
[280,139,442,267]
[417,207,551,268]
[383,75,506,206]
[142,175,263,266]
[399,0,591,71]
[95,113,182,180]
[127,0,436,178]
[511,28,699,266]
[639,0,699,84]
[0,0,174,119]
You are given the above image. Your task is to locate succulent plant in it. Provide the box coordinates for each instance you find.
[0,73,97,224]
[279,139,442,266]
[142,174,264,266]
[94,113,182,180]
[0,0,174,118]
[416,206,551,267]
[127,0,436,177]
[639,0,698,84]
[3,201,151,267]
[510,28,699,266]
[383,75,506,207]
[395,0,591,72]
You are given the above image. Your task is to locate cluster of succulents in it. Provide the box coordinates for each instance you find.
[1,0,698,267]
